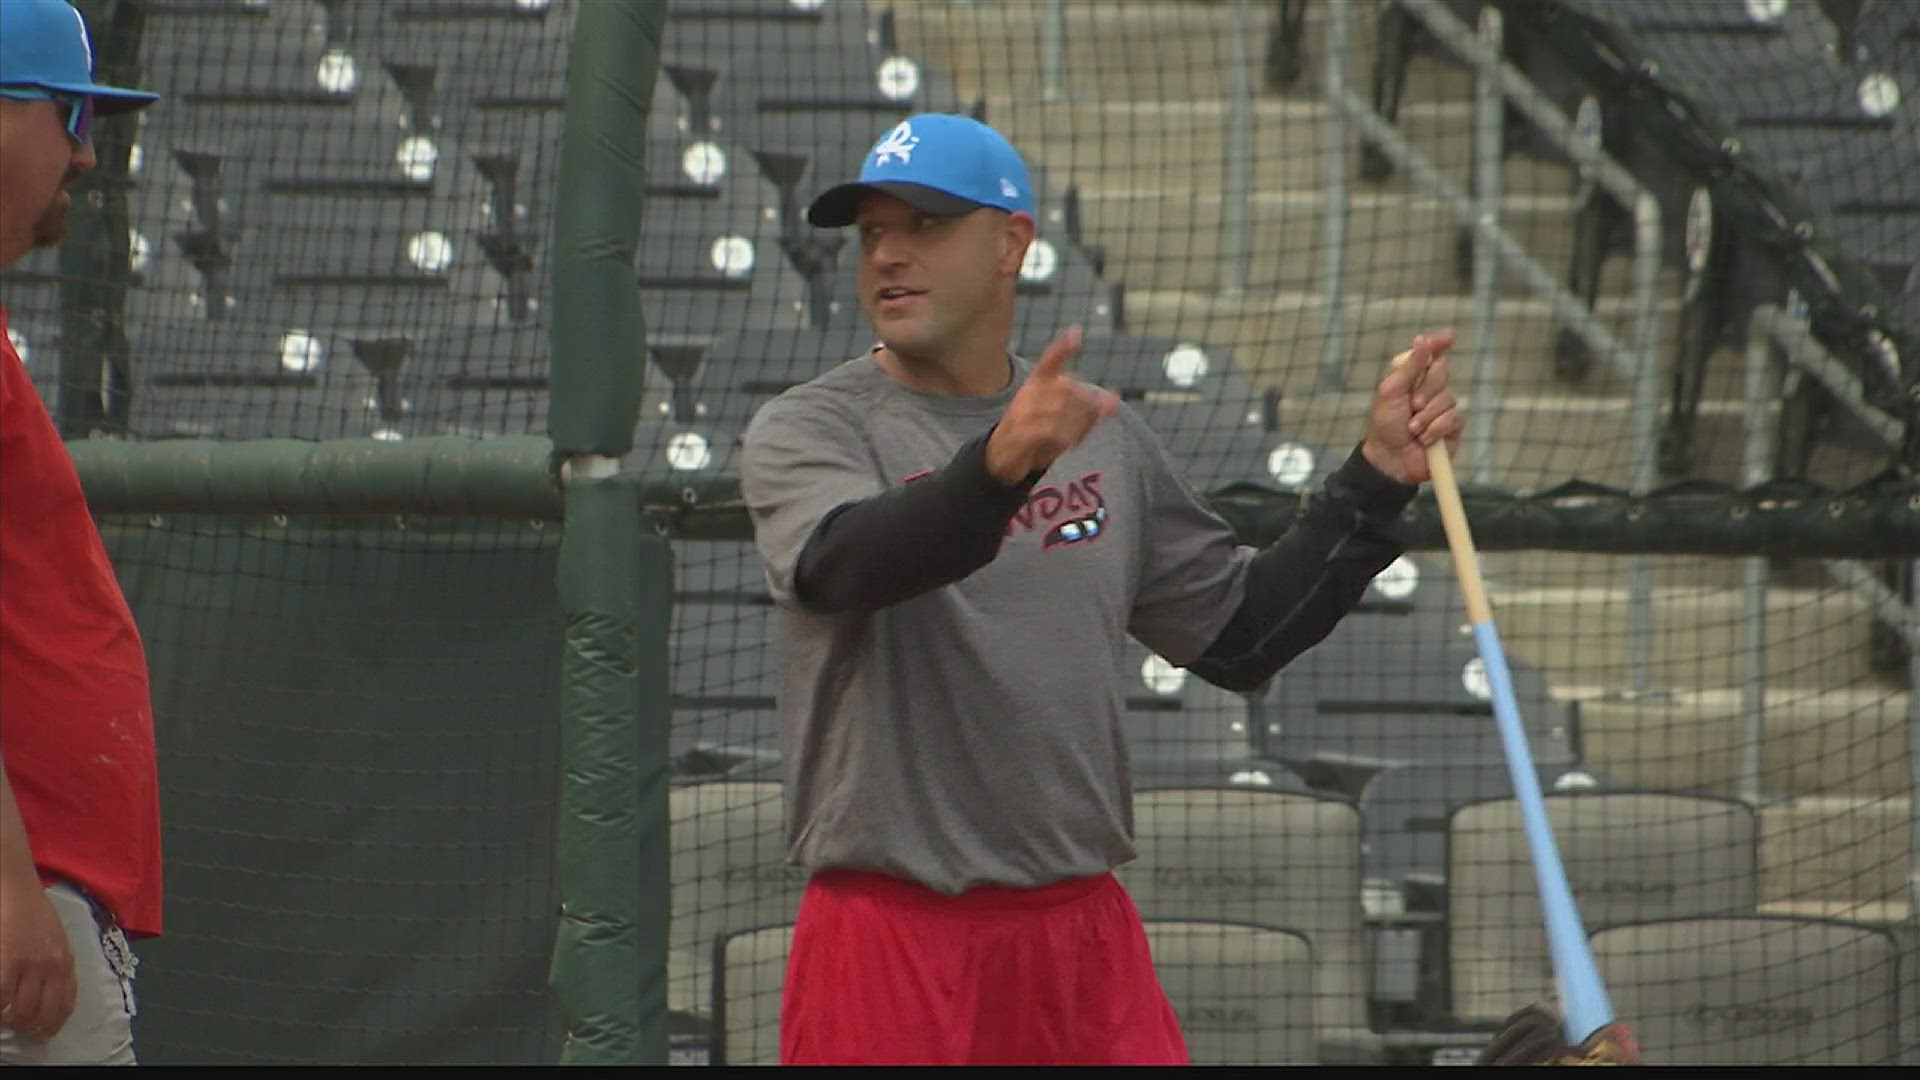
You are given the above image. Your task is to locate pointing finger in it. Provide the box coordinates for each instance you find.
[1033,324,1084,381]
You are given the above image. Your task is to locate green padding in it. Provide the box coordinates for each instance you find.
[66,437,562,517]
[549,0,667,457]
[553,480,674,1063]
[104,520,566,1065]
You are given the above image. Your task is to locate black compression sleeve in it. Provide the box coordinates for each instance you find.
[1187,445,1417,691]
[792,428,1041,615]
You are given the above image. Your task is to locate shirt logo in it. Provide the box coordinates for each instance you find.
[871,121,920,167]
[1004,471,1109,551]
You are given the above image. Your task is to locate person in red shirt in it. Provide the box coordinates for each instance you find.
[1,0,163,1065]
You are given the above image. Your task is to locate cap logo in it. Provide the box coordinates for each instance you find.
[72,6,94,70]
[871,121,919,166]
[1000,178,1018,199]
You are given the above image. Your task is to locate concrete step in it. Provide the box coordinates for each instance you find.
[1478,553,1840,593]
[986,98,1579,207]
[1757,898,1913,926]
[1759,796,1912,905]
[1123,289,1685,399]
[893,0,1291,105]
[1573,688,1912,799]
[1081,187,1581,296]
[892,0,1479,108]
[1265,389,1881,492]
[1488,586,1880,692]
[1267,0,1490,106]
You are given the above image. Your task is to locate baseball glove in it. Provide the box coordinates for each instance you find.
[1475,1003,1642,1065]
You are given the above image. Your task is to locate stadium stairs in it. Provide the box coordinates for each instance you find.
[890,0,1911,928]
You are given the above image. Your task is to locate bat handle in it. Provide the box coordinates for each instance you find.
[1423,442,1619,1042]
[1424,443,1493,626]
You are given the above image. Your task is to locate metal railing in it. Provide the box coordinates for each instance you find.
[1320,0,1668,693]
[1740,304,1917,919]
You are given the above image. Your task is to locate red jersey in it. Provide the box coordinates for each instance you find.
[0,304,162,937]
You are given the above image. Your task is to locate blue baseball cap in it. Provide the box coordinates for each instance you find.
[0,0,159,114]
[807,113,1036,228]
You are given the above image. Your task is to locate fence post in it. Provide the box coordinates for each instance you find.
[1221,0,1256,299]
[1737,310,1777,805]
[553,473,673,1064]
[1466,5,1504,487]
[549,0,669,1063]
[1318,0,1353,390]
[1041,0,1067,102]
[1908,562,1919,929]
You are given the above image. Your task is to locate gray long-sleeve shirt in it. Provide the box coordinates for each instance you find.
[740,352,1412,894]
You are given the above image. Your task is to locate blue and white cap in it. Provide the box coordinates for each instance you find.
[0,0,159,114]
[807,113,1036,228]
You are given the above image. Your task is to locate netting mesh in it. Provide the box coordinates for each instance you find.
[96,515,566,1065]
[657,0,1915,1066]
[0,0,1911,1067]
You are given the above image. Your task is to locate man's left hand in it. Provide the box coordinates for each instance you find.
[1361,328,1463,487]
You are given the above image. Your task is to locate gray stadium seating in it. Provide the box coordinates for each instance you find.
[1591,914,1905,1064]
[1263,638,1576,801]
[1118,787,1380,1063]
[669,781,807,1062]
[1144,919,1319,1065]
[711,922,793,1066]
[1446,791,1759,1026]
[1358,761,1564,895]
[1120,649,1303,793]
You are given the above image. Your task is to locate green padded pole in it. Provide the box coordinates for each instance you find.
[549,0,671,1064]
[553,480,672,1063]
[549,0,665,458]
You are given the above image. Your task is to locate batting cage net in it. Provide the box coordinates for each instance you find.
[0,0,1912,1067]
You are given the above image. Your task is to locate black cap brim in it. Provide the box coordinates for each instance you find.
[806,181,985,228]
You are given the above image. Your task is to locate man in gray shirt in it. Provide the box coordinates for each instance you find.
[739,113,1462,1066]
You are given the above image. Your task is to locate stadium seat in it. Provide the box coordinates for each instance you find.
[1446,791,1760,1026]
[1118,787,1382,1063]
[242,204,494,302]
[669,539,782,781]
[1262,632,1576,802]
[1361,0,1595,189]
[629,326,883,479]
[1144,920,1319,1065]
[146,0,375,108]
[637,193,815,339]
[665,0,872,46]
[669,781,807,1060]
[671,41,963,188]
[1358,761,1567,899]
[1121,647,1300,793]
[710,922,793,1066]
[1591,914,1905,1064]
[1015,329,1268,486]
[376,0,576,120]
[1517,0,1916,475]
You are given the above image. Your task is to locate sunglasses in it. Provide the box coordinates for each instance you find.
[0,86,94,147]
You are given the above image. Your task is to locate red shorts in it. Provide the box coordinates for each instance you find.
[779,868,1189,1065]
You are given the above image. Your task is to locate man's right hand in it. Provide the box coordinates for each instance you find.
[985,325,1122,484]
[0,878,77,1043]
